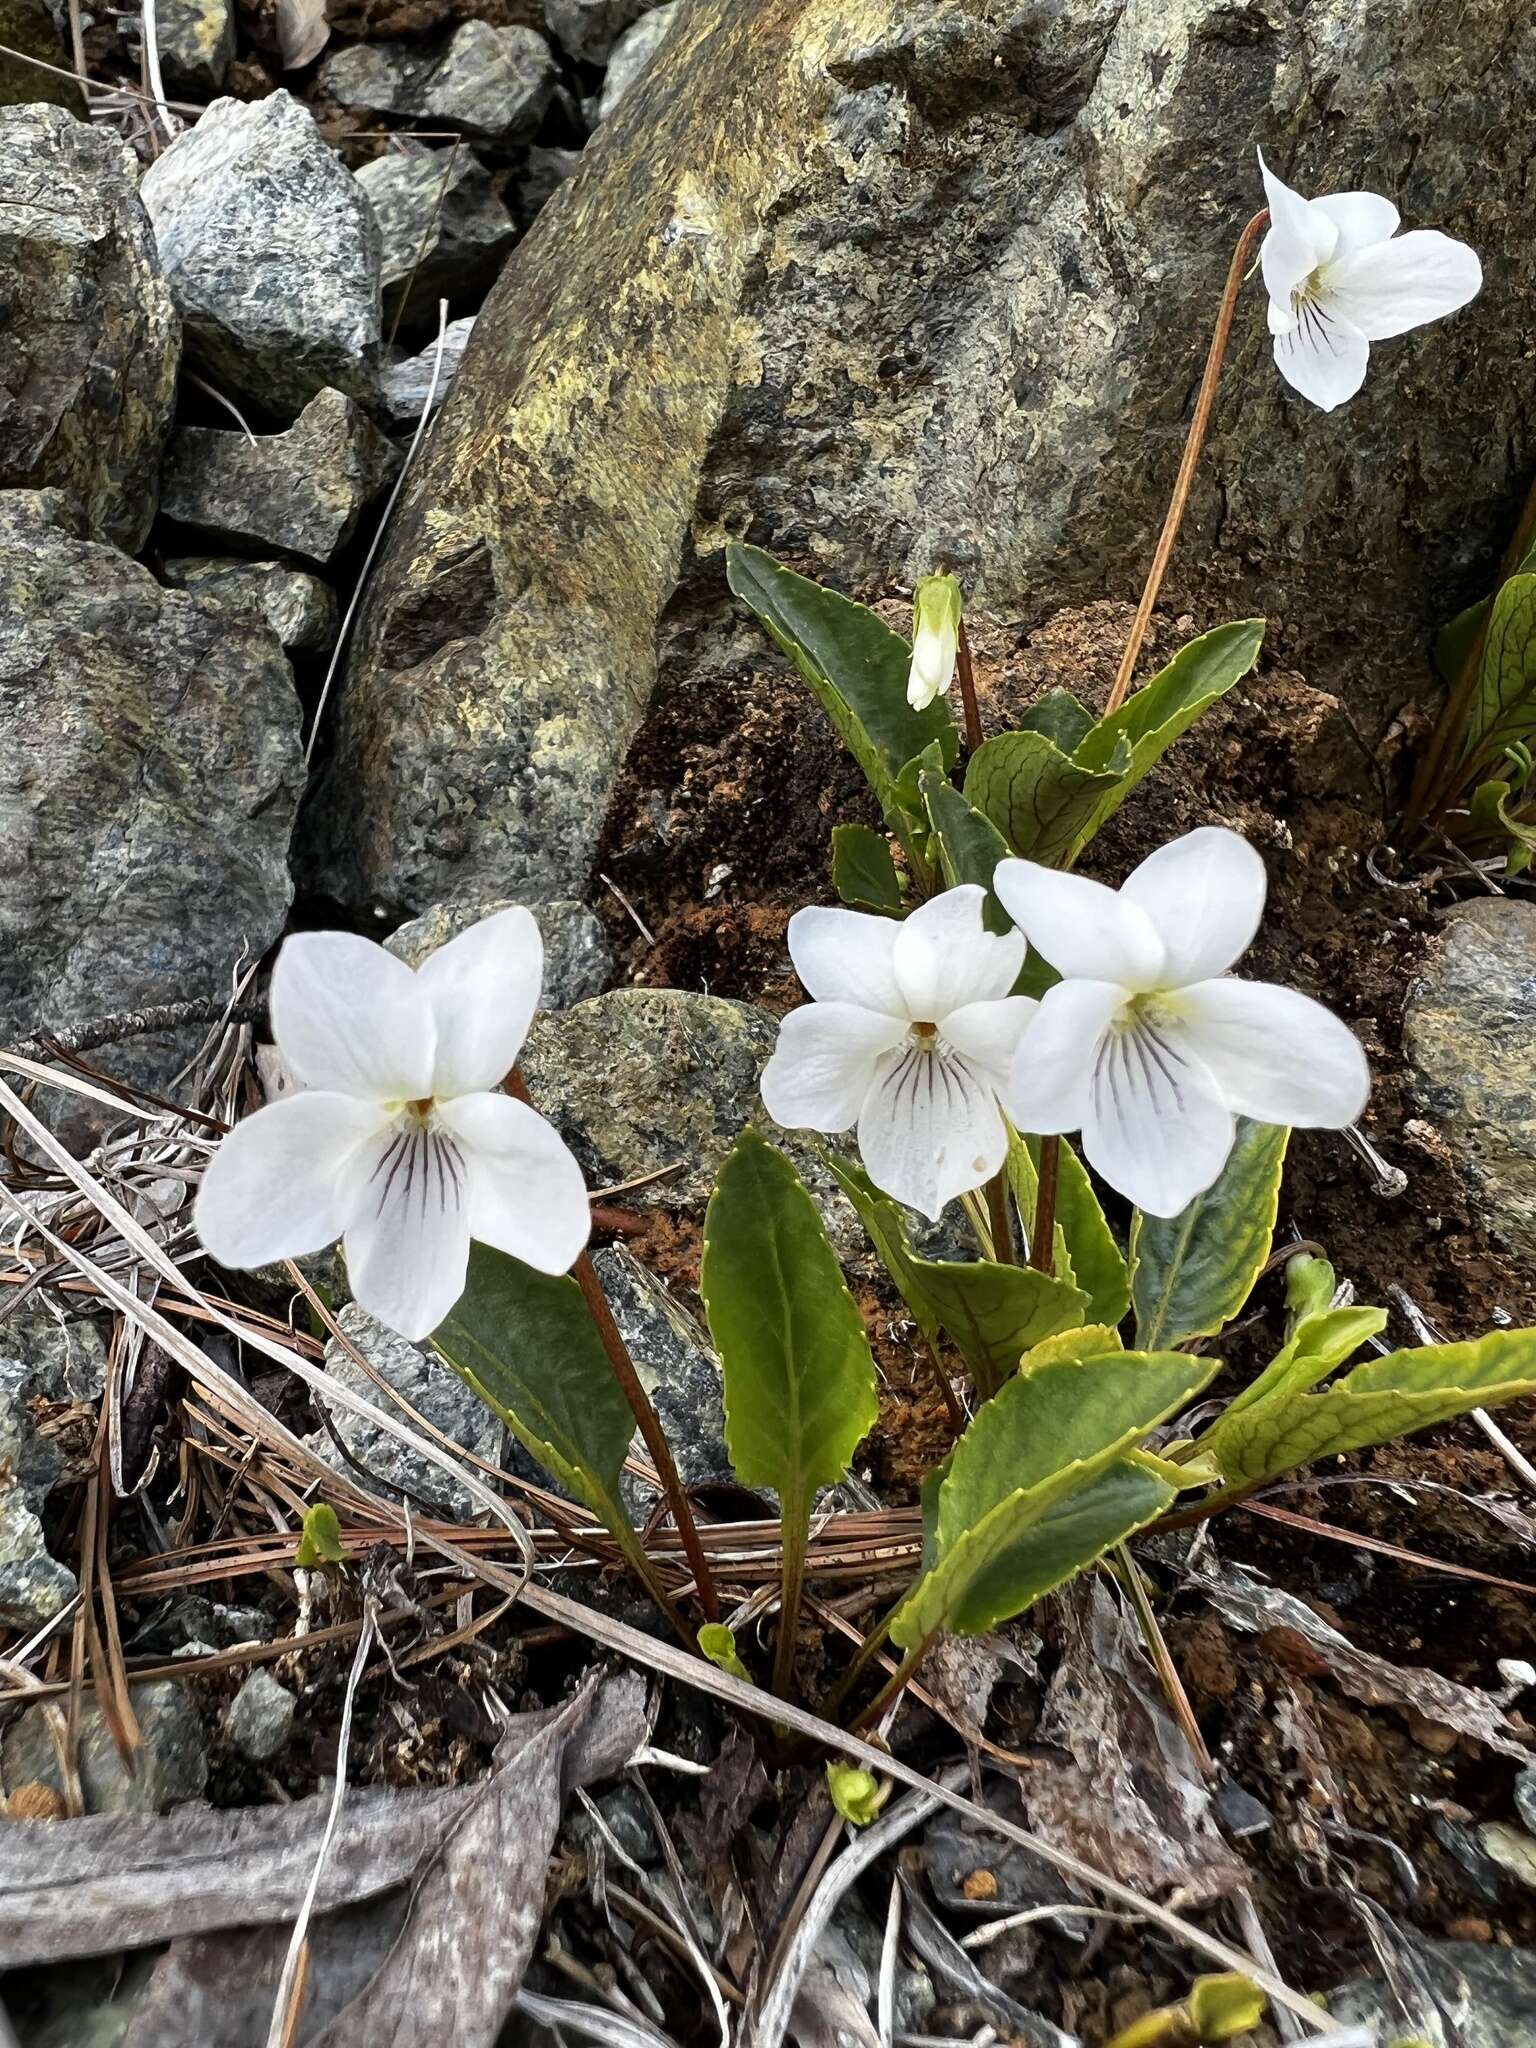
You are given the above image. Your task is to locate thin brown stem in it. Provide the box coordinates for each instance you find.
[955,619,985,754]
[569,1250,722,1623]
[1028,1135,1060,1275]
[1103,208,1269,720]
[507,1066,721,1623]
[817,1605,897,1724]
[984,1170,1017,1268]
[848,1637,928,1735]
[1113,1542,1214,1776]
[918,1330,966,1434]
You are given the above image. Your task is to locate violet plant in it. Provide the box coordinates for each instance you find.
[192,149,1532,1725]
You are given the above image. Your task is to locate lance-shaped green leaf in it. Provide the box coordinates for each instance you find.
[433,1244,636,1537]
[1196,1328,1536,1505]
[726,544,958,827]
[830,1156,1088,1397]
[919,771,1014,934]
[887,1338,1214,1646]
[1068,619,1265,852]
[1205,1253,1385,1439]
[964,729,1123,866]
[1130,1120,1288,1350]
[1008,1131,1129,1328]
[1457,572,1536,783]
[702,1129,877,1509]
[830,822,903,914]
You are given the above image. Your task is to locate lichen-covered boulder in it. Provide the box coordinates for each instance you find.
[155,0,235,96]
[0,495,303,1081]
[141,90,381,418]
[1405,899,1536,1259]
[0,106,178,550]
[161,556,339,654]
[0,0,85,110]
[310,0,1536,919]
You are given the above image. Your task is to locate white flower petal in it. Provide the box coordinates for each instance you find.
[1312,190,1400,256]
[940,995,1038,1094]
[1081,1018,1234,1219]
[1261,223,1320,313]
[858,1044,1007,1221]
[1271,303,1370,411]
[195,1097,391,1269]
[786,905,904,1016]
[417,905,543,1098]
[760,1002,908,1132]
[342,1119,474,1340]
[271,931,434,1102]
[439,1091,591,1274]
[1119,826,1267,986]
[893,885,1027,1020]
[1327,229,1482,342]
[992,860,1164,990]
[907,617,957,711]
[195,1090,390,1269]
[1174,978,1370,1128]
[1003,980,1126,1136]
[1258,148,1336,303]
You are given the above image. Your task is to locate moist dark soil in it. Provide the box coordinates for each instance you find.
[595,582,1536,1995]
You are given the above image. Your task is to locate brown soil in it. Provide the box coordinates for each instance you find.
[595,581,1536,1992]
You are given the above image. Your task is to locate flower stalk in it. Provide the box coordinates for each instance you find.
[954,618,985,754]
[1028,1134,1060,1275]
[1103,209,1269,720]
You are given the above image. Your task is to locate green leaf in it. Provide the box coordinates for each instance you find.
[1069,620,1265,852]
[702,1129,877,1507]
[826,1761,891,1824]
[294,1503,345,1568]
[1129,1120,1288,1350]
[1016,686,1097,755]
[1198,1328,1536,1504]
[1007,1131,1129,1328]
[432,1244,637,1536]
[964,729,1123,865]
[919,770,1013,933]
[888,1339,1215,1647]
[1436,595,1491,689]
[1456,572,1536,782]
[831,823,903,914]
[830,1156,1088,1398]
[891,1458,1179,1648]
[726,544,958,825]
[1188,1973,1268,2041]
[698,1623,752,1684]
[1205,1253,1385,1442]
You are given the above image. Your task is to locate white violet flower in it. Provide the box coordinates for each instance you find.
[195,909,590,1340]
[759,884,1034,1220]
[907,574,963,712]
[1258,148,1481,412]
[993,827,1369,1219]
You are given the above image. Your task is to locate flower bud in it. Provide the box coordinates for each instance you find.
[907,574,962,711]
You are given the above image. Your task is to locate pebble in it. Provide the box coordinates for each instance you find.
[225,1671,297,1763]
[322,22,556,144]
[1,1681,207,1814]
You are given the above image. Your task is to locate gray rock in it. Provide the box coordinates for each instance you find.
[1518,1764,1536,1837]
[0,0,86,112]
[320,23,556,145]
[356,148,517,335]
[384,896,611,1008]
[376,316,476,433]
[1405,899,1536,1257]
[0,1311,113,1629]
[596,1244,729,1497]
[2,1680,208,1813]
[0,1952,156,2048]
[304,1301,500,1519]
[544,0,654,64]
[1481,1820,1536,1892]
[155,0,234,96]
[141,90,381,418]
[312,0,1536,917]
[595,1,676,121]
[160,388,401,565]
[161,556,339,654]
[520,987,858,1250]
[224,1670,296,1762]
[0,105,178,551]
[1330,1937,1536,2046]
[0,514,302,1084]
[514,144,581,228]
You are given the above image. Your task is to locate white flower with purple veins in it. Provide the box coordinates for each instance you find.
[1258,148,1481,412]
[759,885,1034,1220]
[195,910,590,1340]
[993,828,1369,1219]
